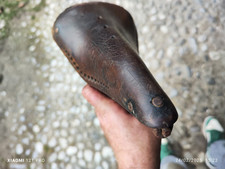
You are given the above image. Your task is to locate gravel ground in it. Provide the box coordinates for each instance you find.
[0,0,225,169]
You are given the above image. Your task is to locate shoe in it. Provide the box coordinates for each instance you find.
[52,2,178,138]
[160,138,173,160]
[202,116,224,146]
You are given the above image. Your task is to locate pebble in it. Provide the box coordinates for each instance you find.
[49,153,57,162]
[78,159,86,167]
[33,125,40,133]
[93,117,100,127]
[58,151,66,160]
[36,105,46,112]
[19,115,25,122]
[29,45,36,52]
[102,146,113,158]
[207,77,216,85]
[0,20,6,29]
[160,25,168,33]
[59,138,68,148]
[94,152,101,163]
[61,120,69,128]
[48,138,57,147]
[209,51,221,60]
[22,138,29,145]
[197,35,207,42]
[188,37,198,53]
[201,44,208,52]
[16,144,23,155]
[167,46,175,57]
[52,121,60,128]
[84,149,93,162]
[102,161,109,169]
[95,143,102,151]
[25,149,31,156]
[35,142,43,154]
[66,146,78,156]
[170,89,178,98]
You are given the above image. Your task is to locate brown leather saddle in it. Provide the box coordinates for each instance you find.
[52,2,178,138]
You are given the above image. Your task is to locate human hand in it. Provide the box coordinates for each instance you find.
[82,85,161,169]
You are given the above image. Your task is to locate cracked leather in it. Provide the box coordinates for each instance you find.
[52,2,178,138]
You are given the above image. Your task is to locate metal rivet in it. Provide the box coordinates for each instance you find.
[104,25,108,29]
[128,102,133,112]
[152,96,164,107]
[98,16,103,19]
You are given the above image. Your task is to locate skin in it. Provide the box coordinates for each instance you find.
[82,85,161,169]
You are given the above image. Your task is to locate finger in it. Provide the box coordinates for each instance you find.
[82,84,131,121]
[82,84,110,108]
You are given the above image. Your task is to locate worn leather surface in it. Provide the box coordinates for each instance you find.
[52,2,178,138]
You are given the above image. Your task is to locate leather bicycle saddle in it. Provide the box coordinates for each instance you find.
[52,2,178,138]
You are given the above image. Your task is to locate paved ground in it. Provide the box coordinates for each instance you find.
[0,0,225,168]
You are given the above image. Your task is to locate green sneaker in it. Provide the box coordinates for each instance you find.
[202,116,224,146]
[160,138,173,161]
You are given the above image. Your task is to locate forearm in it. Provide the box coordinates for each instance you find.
[117,135,161,169]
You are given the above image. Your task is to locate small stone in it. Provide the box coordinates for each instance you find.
[94,117,100,126]
[36,105,45,112]
[201,44,208,52]
[41,135,47,144]
[35,142,43,154]
[188,38,198,54]
[102,161,109,169]
[21,21,27,27]
[60,129,68,137]
[190,125,200,133]
[102,146,113,158]
[59,138,67,148]
[58,151,66,160]
[158,13,166,20]
[160,25,168,33]
[22,138,29,145]
[77,142,85,150]
[169,89,178,98]
[150,7,157,14]
[94,143,102,151]
[209,51,220,60]
[33,125,40,133]
[66,146,78,156]
[150,60,159,69]
[48,138,57,147]
[94,152,101,163]
[167,46,175,57]
[78,159,86,167]
[25,149,31,156]
[84,149,93,162]
[52,121,60,128]
[141,26,149,34]
[77,151,83,158]
[66,164,73,169]
[16,144,23,155]
[49,153,57,162]
[198,35,207,42]
[0,20,6,29]
[207,77,216,85]
[61,120,69,128]
[29,45,36,52]
[19,115,25,122]
[156,50,164,59]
